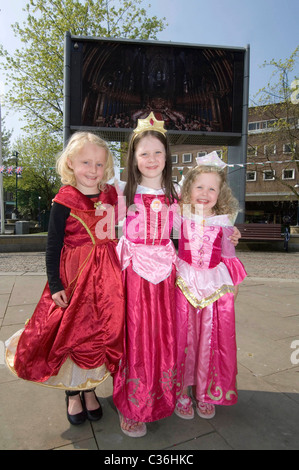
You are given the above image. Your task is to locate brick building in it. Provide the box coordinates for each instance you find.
[168,103,299,226]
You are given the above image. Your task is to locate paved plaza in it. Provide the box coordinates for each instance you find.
[0,250,299,450]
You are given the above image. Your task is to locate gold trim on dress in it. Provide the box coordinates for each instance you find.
[176,276,235,309]
[70,212,96,245]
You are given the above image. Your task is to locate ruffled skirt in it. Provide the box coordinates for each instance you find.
[175,257,246,406]
[5,242,124,392]
[176,288,238,406]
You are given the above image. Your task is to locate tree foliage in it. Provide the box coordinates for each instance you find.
[250,46,299,200]
[2,131,61,219]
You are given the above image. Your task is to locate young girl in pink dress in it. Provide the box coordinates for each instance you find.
[113,113,183,437]
[174,152,247,420]
[5,132,124,426]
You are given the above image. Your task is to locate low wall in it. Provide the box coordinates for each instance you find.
[0,234,47,253]
[0,233,298,253]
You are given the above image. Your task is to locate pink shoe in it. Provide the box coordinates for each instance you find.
[117,410,147,438]
[174,394,194,420]
[196,401,215,419]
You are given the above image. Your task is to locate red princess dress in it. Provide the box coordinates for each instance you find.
[113,185,185,422]
[175,213,247,406]
[5,185,124,391]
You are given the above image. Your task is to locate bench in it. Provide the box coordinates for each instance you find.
[236,223,283,242]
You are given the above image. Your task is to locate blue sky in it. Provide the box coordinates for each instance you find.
[0,0,298,139]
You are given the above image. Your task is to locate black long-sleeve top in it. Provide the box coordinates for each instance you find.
[46,194,99,295]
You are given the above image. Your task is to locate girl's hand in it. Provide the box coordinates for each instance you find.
[229,227,241,246]
[52,290,68,308]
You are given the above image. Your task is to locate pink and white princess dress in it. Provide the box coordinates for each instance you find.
[175,212,247,406]
[113,184,185,422]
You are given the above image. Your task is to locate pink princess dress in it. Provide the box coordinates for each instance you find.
[113,184,185,422]
[175,212,247,406]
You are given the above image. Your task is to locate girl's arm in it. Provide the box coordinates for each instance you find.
[221,226,247,286]
[229,226,241,246]
[46,202,70,306]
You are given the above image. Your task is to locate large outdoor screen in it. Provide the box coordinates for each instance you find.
[67,36,246,144]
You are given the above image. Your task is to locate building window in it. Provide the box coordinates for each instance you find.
[172,154,178,164]
[283,143,292,154]
[263,170,275,181]
[267,120,276,129]
[248,120,275,132]
[264,144,276,156]
[197,151,207,158]
[248,122,257,131]
[246,171,257,182]
[182,153,192,163]
[247,146,257,157]
[282,169,295,180]
[172,176,178,182]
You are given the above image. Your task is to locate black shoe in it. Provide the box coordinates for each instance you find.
[65,393,87,425]
[81,390,103,422]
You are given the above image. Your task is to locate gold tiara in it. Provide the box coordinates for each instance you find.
[133,112,167,138]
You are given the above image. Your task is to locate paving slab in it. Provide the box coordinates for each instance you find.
[0,263,298,451]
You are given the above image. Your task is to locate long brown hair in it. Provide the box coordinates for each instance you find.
[123,130,178,207]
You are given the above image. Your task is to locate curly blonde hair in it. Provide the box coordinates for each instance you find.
[180,165,239,218]
[56,132,114,191]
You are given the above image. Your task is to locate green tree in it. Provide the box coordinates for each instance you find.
[0,0,167,135]
[4,132,61,220]
[250,46,299,200]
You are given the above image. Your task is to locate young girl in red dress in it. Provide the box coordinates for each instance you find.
[5,132,124,425]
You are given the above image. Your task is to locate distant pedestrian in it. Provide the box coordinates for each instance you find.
[284,227,290,252]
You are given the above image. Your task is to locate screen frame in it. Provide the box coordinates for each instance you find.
[64,34,247,146]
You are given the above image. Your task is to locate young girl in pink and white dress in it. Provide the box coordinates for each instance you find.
[174,152,247,420]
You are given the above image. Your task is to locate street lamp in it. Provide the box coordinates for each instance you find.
[38,196,41,228]
[12,151,19,216]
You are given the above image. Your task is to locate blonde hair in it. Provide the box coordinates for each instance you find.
[56,132,114,191]
[180,165,240,218]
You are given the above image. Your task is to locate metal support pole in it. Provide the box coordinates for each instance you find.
[12,151,19,214]
[63,31,71,148]
[227,44,250,223]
